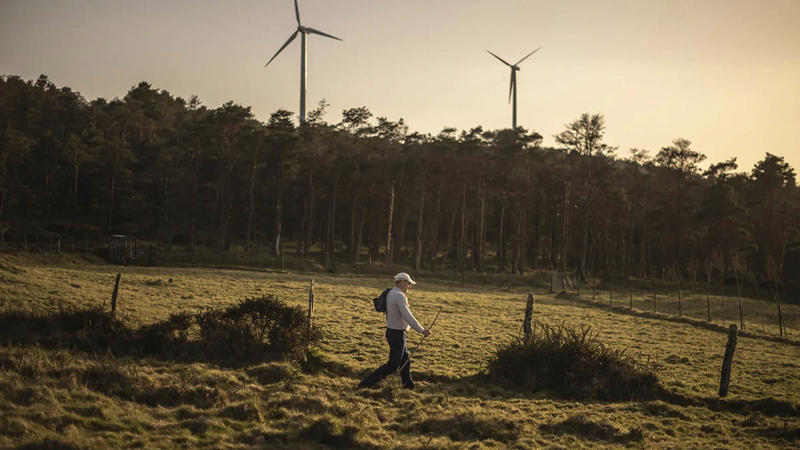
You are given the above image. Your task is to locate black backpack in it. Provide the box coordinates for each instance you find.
[373,288,391,313]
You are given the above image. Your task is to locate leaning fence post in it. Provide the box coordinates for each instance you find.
[523,292,534,342]
[718,324,738,397]
[110,273,121,317]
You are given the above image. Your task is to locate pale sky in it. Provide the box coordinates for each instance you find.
[1,0,799,172]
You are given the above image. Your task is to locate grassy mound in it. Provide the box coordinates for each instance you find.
[539,414,644,444]
[0,295,319,364]
[487,322,659,401]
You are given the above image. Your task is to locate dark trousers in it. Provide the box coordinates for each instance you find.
[358,328,413,388]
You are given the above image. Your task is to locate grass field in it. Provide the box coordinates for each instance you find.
[1,252,799,448]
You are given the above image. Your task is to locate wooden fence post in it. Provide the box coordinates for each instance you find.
[609,286,613,306]
[110,273,121,317]
[652,281,657,313]
[523,292,534,342]
[707,292,711,322]
[629,289,633,310]
[677,288,682,317]
[308,279,315,327]
[738,297,744,331]
[778,304,784,337]
[718,324,738,397]
[592,280,596,301]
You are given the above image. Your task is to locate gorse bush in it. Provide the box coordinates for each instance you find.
[196,296,320,362]
[487,321,659,401]
[0,295,319,364]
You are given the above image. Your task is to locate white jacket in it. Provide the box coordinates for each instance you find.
[385,287,424,333]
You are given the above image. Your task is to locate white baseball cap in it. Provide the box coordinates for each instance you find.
[393,272,416,285]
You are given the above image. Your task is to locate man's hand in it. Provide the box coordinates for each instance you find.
[422,329,431,337]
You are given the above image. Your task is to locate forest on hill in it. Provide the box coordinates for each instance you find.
[0,74,798,301]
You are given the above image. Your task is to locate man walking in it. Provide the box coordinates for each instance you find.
[358,272,430,390]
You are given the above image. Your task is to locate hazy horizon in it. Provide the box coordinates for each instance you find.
[2,0,799,172]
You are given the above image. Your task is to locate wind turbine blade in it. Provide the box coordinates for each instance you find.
[515,46,541,65]
[294,0,301,25]
[487,50,512,67]
[508,70,514,103]
[265,30,299,67]
[305,27,342,41]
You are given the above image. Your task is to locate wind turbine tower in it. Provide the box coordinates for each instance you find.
[265,0,341,125]
[487,47,541,130]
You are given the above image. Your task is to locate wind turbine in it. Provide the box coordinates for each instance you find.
[265,0,341,125]
[487,47,541,130]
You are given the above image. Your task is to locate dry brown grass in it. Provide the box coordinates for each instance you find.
[0,252,799,448]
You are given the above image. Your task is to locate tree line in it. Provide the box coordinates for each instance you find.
[1,74,798,301]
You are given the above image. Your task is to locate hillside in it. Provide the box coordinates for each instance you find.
[1,253,798,448]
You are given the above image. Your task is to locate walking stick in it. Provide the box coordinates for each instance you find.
[398,307,442,373]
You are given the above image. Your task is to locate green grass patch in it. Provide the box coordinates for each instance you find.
[1,253,799,448]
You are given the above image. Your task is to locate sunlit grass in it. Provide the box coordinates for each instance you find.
[1,252,799,448]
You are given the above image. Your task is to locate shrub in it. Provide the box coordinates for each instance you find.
[196,295,319,363]
[486,321,659,401]
[0,307,134,354]
[0,295,319,365]
[137,312,194,355]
